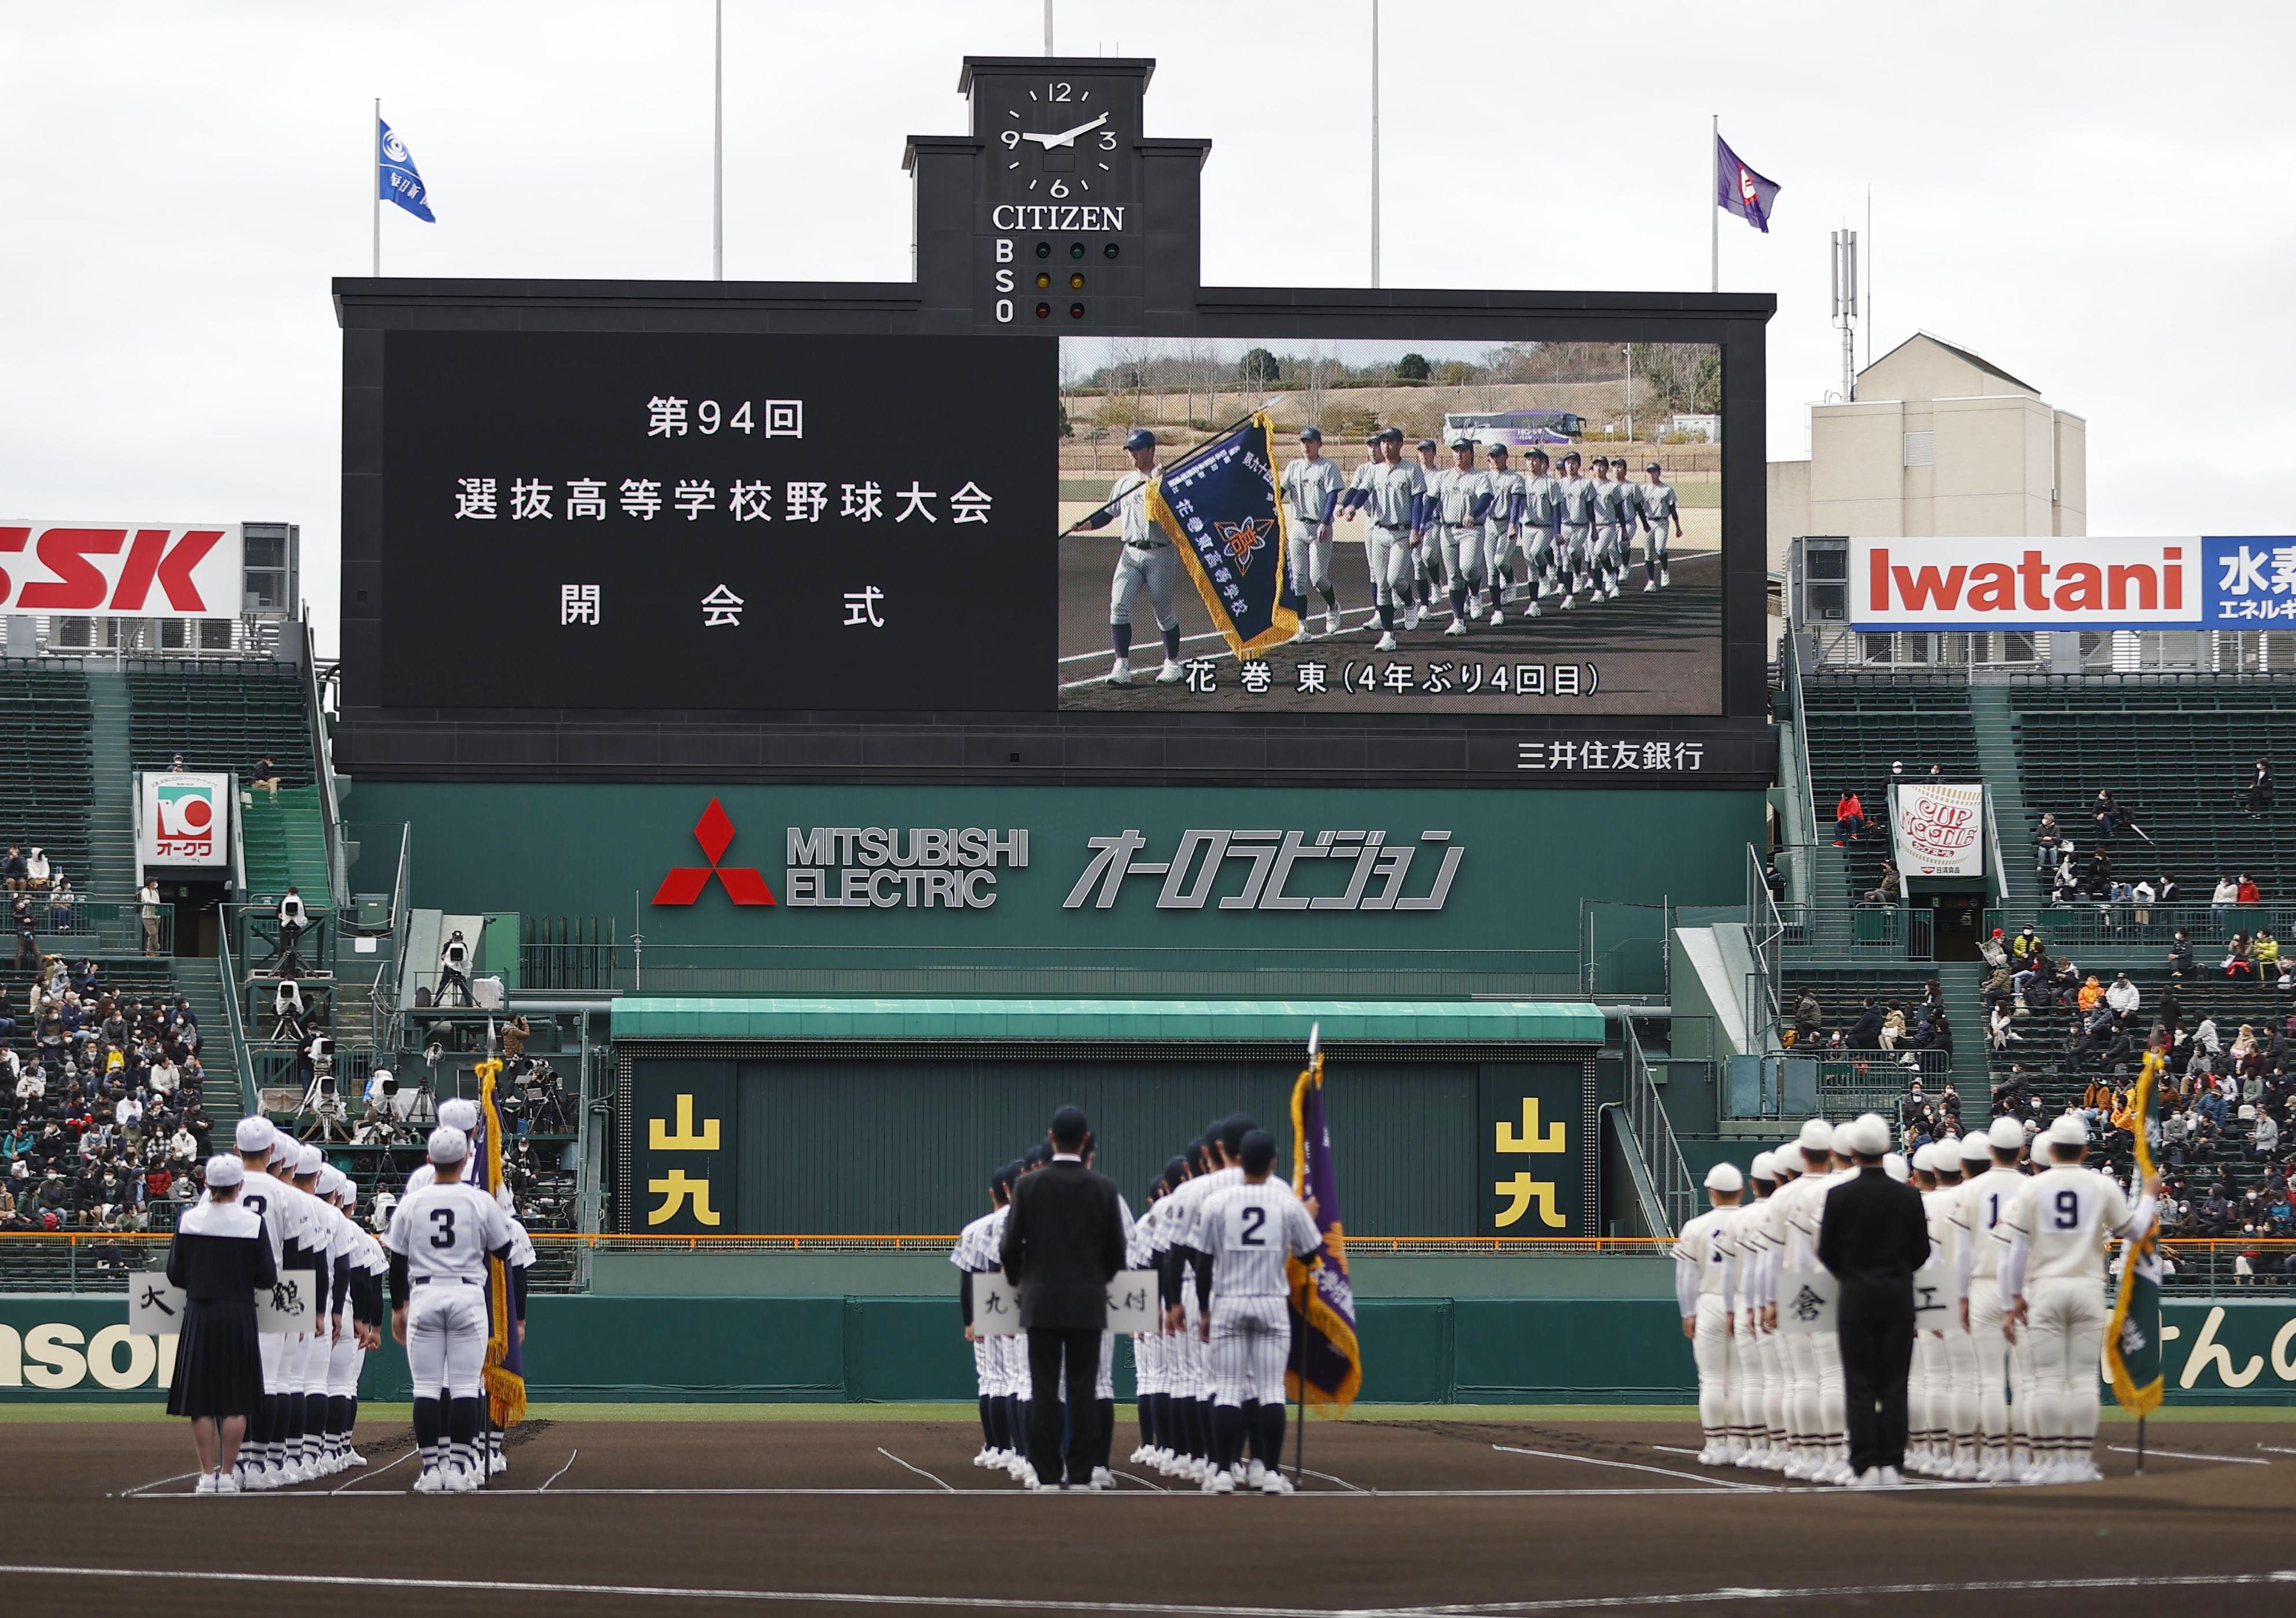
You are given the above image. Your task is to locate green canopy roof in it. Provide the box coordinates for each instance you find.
[609,996,1604,1044]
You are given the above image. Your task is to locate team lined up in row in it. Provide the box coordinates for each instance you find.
[161,1099,534,1496]
[951,1114,1319,1494]
[1675,1110,2155,1488]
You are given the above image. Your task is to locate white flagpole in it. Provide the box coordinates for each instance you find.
[1709,114,1718,293]
[712,0,723,280]
[373,98,381,278]
[1370,1,1381,289]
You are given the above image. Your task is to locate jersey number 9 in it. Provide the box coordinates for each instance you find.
[2052,1190,2079,1231]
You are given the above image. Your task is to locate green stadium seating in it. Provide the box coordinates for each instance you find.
[123,659,314,786]
[1802,673,1984,900]
[0,661,95,887]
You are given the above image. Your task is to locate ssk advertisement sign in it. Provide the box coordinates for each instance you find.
[139,771,231,869]
[0,521,242,617]
[1890,781,1986,878]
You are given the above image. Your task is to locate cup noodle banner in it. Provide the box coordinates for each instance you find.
[1892,781,1985,878]
[0,521,242,617]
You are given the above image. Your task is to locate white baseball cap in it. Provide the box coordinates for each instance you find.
[1988,1116,2027,1151]
[1846,1115,1892,1157]
[437,1098,481,1133]
[1911,1143,1938,1175]
[2047,1114,2089,1150]
[1705,1161,1745,1193]
[315,1165,345,1197]
[205,1154,245,1189]
[1775,1143,1801,1171]
[234,1116,277,1156]
[1796,1117,1834,1152]
[1750,1151,1777,1183]
[1883,1152,1909,1182]
[296,1142,324,1176]
[1959,1131,1994,1164]
[427,1126,470,1165]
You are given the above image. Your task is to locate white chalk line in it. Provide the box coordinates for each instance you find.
[1297,1467,1370,1495]
[539,1449,579,1492]
[1645,1446,1704,1457]
[333,1447,417,1494]
[6,1561,2291,1616]
[113,1469,203,1499]
[877,1448,955,1492]
[2106,1444,2271,1466]
[2258,1444,2296,1458]
[116,1482,1894,1501]
[1489,1443,1763,1491]
[1112,1469,1168,1493]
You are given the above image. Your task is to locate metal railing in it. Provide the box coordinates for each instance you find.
[1746,845,1784,1047]
[214,918,258,1116]
[20,900,170,957]
[1996,902,2296,955]
[1621,1020,1698,1236]
[1785,627,1818,841]
[504,941,1584,1001]
[298,616,351,911]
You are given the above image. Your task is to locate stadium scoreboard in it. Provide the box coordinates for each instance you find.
[337,54,1775,789]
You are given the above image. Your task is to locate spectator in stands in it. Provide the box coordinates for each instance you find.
[1878,1003,1909,1055]
[1831,790,1868,847]
[2078,975,2104,1013]
[2240,758,2275,819]
[2052,845,2082,904]
[1981,958,2014,1012]
[21,847,48,891]
[1864,859,1901,905]
[2213,876,2241,923]
[2129,875,2157,927]
[2239,872,2262,906]
[2011,925,2041,965]
[2085,845,2114,898]
[2106,973,2141,1016]
[0,847,24,891]
[46,877,73,935]
[13,896,36,973]
[1793,990,1822,1047]
[1843,997,1883,1049]
[2092,789,2127,840]
[1989,1001,2022,1051]
[138,878,164,957]
[2225,932,2257,980]
[149,1050,179,1101]
[2258,931,2282,979]
[2032,814,2061,873]
[251,755,281,800]
[2168,929,2196,979]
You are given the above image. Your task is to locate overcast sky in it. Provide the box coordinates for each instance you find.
[7,1,2293,654]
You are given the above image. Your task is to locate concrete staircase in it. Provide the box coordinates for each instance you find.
[240,784,329,902]
[83,668,137,901]
[1969,683,2041,915]
[1931,959,1993,1095]
[171,955,246,1116]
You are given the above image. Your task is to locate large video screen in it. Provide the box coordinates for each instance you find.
[1055,337,1723,715]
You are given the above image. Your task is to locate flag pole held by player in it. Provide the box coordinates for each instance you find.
[1057,398,1283,539]
[1288,1021,1362,1486]
[2106,991,2173,1472]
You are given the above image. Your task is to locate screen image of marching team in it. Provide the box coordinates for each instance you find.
[1056,336,1725,715]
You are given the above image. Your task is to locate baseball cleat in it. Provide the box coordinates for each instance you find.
[446,1463,481,1495]
[1107,657,1133,686]
[1558,593,1574,611]
[1245,1459,1267,1488]
[488,1451,507,1477]
[213,1470,241,1494]
[1374,631,1397,652]
[1154,660,1185,683]
[1443,618,1467,636]
[1488,609,1505,626]
[976,1447,999,1468]
[1323,610,1340,635]
[1467,595,1484,620]
[413,1467,444,1494]
[1259,1471,1295,1494]
[195,1472,218,1494]
[1644,579,1657,591]
[1661,566,1671,587]
[1090,1466,1114,1490]
[1205,1468,1235,1495]
[1403,604,1423,630]
[1289,624,1309,643]
[1696,1444,1727,1466]
[1127,1446,1147,1465]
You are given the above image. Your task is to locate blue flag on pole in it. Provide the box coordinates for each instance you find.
[1144,412,1301,659]
[379,114,436,222]
[1715,134,1779,233]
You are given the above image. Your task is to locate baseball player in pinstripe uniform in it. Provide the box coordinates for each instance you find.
[1637,461,1680,590]
[1479,442,1526,624]
[1673,1161,1744,1465]
[1723,1156,1774,1465]
[1281,427,1346,639]
[1429,436,1492,635]
[1191,1129,1319,1495]
[1955,1115,2030,1483]
[1740,1149,1793,1469]
[1084,429,1186,687]
[1942,1128,1993,1477]
[955,1165,1020,1470]
[320,1168,385,1472]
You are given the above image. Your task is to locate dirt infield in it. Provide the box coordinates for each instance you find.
[11,1414,2296,1616]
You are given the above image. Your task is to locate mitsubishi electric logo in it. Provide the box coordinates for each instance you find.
[652,799,775,906]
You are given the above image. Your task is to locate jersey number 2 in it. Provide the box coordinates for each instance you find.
[429,1207,457,1249]
[1239,1206,1267,1247]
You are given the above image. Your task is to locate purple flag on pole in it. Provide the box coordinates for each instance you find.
[1287,1042,1362,1413]
[1716,135,1780,233]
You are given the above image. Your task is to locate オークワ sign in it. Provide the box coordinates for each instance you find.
[1850,536,2296,630]
[139,773,231,869]
[0,522,241,617]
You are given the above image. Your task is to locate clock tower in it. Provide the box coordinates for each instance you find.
[905,57,1208,334]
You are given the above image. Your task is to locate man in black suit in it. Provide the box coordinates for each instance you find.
[1816,1112,1932,1487]
[1000,1105,1126,1490]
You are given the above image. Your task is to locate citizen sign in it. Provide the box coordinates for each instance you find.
[783,826,1029,909]
[1064,829,1464,913]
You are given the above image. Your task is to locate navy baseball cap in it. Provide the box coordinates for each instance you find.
[1378,426,1404,443]
[1416,439,1437,453]
[1050,1106,1090,1147]
[1449,435,1475,450]
[1124,428,1156,451]
[1239,1130,1278,1176]
[1363,429,1383,446]
[1487,442,1510,456]
[1646,461,1662,473]
[1298,425,1322,443]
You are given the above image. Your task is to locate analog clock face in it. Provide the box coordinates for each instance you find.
[995,78,1126,198]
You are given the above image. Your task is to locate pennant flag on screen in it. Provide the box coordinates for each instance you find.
[1715,134,1779,233]
[1287,1036,1362,1414]
[2103,1001,2169,1416]
[379,113,436,222]
[1146,412,1301,659]
[474,1057,527,1425]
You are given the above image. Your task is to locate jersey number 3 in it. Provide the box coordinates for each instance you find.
[430,1207,457,1249]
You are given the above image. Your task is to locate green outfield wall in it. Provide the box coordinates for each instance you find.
[8,1295,2294,1406]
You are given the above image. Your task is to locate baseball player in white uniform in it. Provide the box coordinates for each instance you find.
[255,1128,330,1486]
[1674,1161,1745,1465]
[1429,436,1493,634]
[955,1165,1019,1471]
[1086,429,1185,687]
[1941,1129,1993,1477]
[1638,462,1680,590]
[1728,1153,1779,1467]
[1478,442,1526,624]
[1748,1145,1802,1469]
[1281,426,1346,638]
[226,1116,290,1489]
[1409,439,1443,616]
[1147,1130,1235,1481]
[1554,452,1596,609]
[1955,1115,2032,1482]
[2000,1115,2157,1484]
[1355,429,1427,651]
[1901,1144,1951,1476]
[1774,1118,1855,1482]
[404,1096,484,1196]
[320,1167,384,1472]
[387,1125,516,1494]
[1518,448,1560,613]
[284,1141,348,1483]
[1590,459,1629,601]
[1193,1128,1319,1496]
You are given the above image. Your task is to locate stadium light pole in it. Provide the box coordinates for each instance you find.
[1044,0,1054,54]
[712,0,723,280]
[372,97,381,278]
